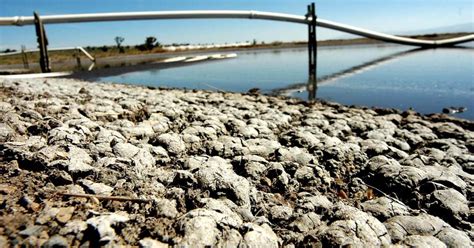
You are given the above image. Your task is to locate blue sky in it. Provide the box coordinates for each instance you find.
[0,0,472,50]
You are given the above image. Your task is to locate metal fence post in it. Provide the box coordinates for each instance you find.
[307,3,317,80]
[307,3,318,101]
[33,12,51,73]
[21,45,29,69]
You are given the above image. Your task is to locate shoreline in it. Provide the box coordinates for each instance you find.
[1,31,471,72]
[0,77,472,246]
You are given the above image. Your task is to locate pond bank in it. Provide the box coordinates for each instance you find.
[0,78,472,247]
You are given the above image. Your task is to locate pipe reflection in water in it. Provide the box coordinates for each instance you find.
[272,47,440,97]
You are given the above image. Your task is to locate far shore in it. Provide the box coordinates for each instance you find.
[0,32,471,74]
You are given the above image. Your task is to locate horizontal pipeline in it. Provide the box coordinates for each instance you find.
[0,10,473,47]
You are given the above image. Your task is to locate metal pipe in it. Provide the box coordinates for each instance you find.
[315,19,474,47]
[0,11,308,25]
[0,10,473,47]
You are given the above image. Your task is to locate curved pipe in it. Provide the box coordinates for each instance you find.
[0,10,473,47]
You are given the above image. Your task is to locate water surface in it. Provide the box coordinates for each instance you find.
[97,43,474,119]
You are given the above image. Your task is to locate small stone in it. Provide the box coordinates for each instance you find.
[269,205,293,221]
[241,223,279,248]
[48,170,73,186]
[0,236,7,247]
[290,212,322,233]
[178,213,219,247]
[0,184,16,194]
[56,207,75,224]
[426,188,469,226]
[361,197,409,221]
[113,142,140,159]
[19,225,44,237]
[139,238,169,248]
[59,220,88,235]
[153,199,178,218]
[400,235,446,248]
[66,146,94,173]
[19,195,40,212]
[151,133,186,155]
[80,179,113,195]
[435,227,473,247]
[36,206,60,225]
[42,235,69,248]
[86,212,129,243]
[385,214,446,242]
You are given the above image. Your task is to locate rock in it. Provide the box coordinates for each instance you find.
[218,229,243,247]
[241,223,279,248]
[232,155,267,180]
[276,147,313,166]
[42,235,69,248]
[205,136,245,157]
[269,205,293,221]
[48,127,85,146]
[153,199,178,218]
[295,193,333,214]
[320,204,391,247]
[19,225,44,237]
[172,170,197,188]
[426,188,469,225]
[244,138,281,158]
[279,130,320,149]
[360,139,389,156]
[151,133,186,155]
[66,146,94,174]
[365,155,428,196]
[360,197,409,221]
[400,235,446,248]
[265,163,291,193]
[80,179,113,195]
[19,195,40,212]
[0,236,7,247]
[422,166,467,193]
[48,169,73,186]
[289,212,322,233]
[113,142,140,159]
[177,209,221,247]
[385,214,447,242]
[193,157,251,206]
[294,166,318,186]
[0,123,15,142]
[56,207,75,224]
[36,206,60,224]
[95,128,126,144]
[86,212,129,243]
[59,220,88,235]
[435,227,473,247]
[432,122,466,140]
[139,238,168,248]
[200,198,246,224]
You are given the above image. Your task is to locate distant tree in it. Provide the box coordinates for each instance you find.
[144,36,157,50]
[114,36,125,53]
[1,48,17,53]
[100,45,109,52]
[252,39,257,45]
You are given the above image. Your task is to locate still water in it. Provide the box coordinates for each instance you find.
[97,43,474,120]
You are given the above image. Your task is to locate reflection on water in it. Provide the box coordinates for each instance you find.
[97,43,474,120]
[307,77,318,101]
